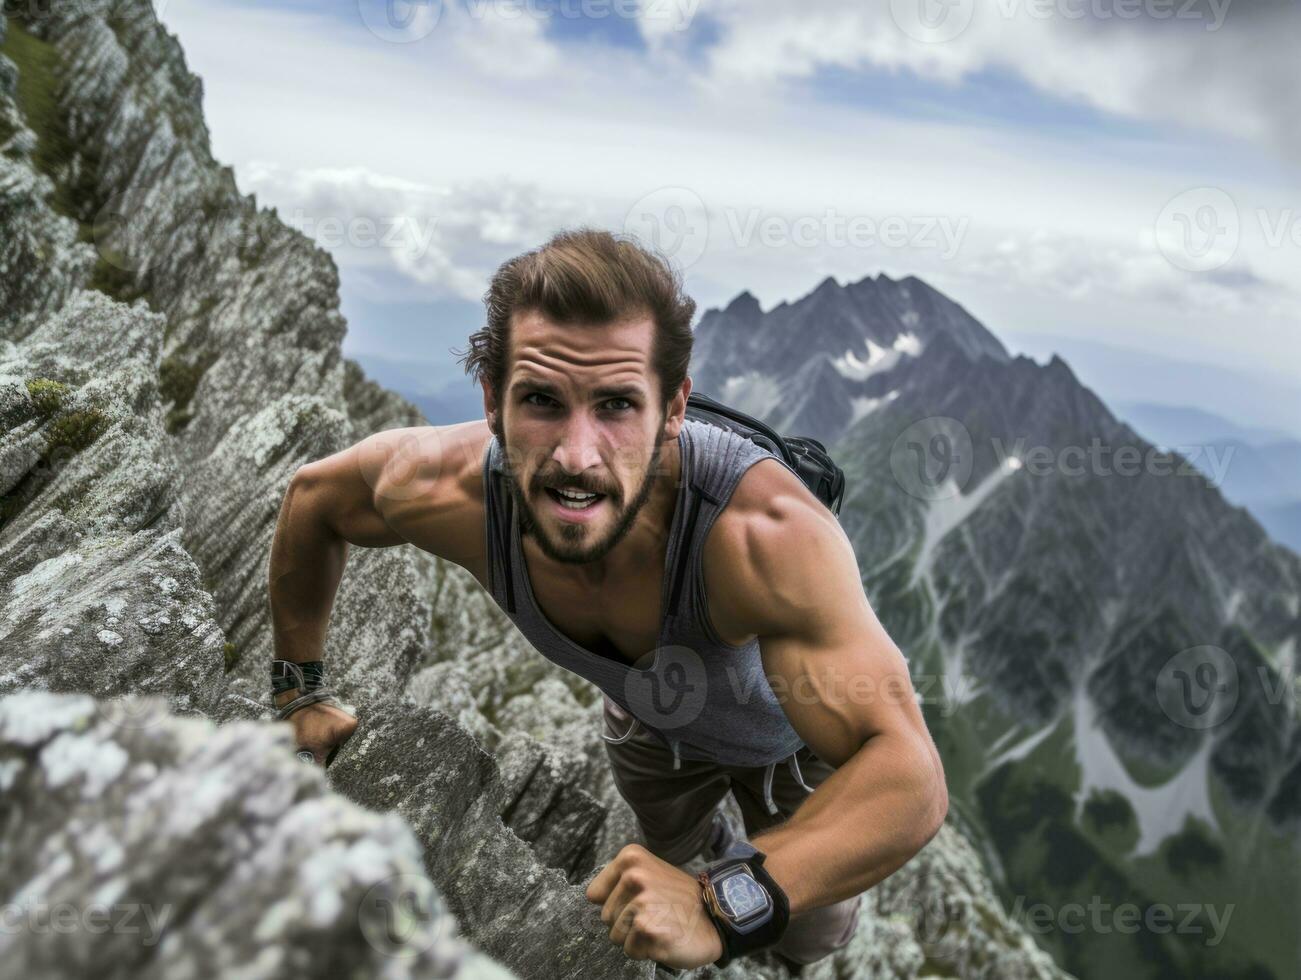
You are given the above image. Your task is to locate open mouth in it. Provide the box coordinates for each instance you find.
[544,486,607,512]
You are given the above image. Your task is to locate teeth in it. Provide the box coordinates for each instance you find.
[550,486,600,509]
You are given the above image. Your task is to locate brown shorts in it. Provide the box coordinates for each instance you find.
[601,694,861,966]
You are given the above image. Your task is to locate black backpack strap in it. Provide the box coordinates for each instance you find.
[483,439,517,615]
[666,479,720,618]
[685,392,847,518]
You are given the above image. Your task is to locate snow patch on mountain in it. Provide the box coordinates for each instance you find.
[718,371,783,419]
[832,333,922,382]
[911,458,1021,589]
[850,390,900,426]
[1072,681,1219,856]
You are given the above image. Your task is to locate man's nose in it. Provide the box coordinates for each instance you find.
[552,410,603,475]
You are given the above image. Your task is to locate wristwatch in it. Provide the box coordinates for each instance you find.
[696,842,790,967]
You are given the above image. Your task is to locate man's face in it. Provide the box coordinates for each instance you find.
[487,309,686,566]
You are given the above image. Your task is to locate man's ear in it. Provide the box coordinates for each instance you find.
[482,381,498,430]
[663,375,692,439]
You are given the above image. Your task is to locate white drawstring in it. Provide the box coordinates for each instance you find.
[763,762,779,815]
[763,751,814,815]
[601,713,642,745]
[672,740,682,770]
[788,751,815,793]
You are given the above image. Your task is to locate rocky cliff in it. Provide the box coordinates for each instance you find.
[0,3,1070,979]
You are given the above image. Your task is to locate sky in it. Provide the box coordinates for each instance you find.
[154,0,1301,431]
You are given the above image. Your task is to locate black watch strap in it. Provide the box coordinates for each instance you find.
[698,848,791,967]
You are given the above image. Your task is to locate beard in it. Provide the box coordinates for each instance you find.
[497,417,668,566]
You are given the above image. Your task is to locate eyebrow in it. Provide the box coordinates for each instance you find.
[511,379,644,401]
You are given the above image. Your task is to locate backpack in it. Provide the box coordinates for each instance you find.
[684,391,847,516]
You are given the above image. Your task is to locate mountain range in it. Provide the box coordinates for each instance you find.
[685,273,1301,980]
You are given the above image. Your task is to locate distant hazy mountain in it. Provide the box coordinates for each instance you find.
[1114,402,1301,553]
[692,274,1301,980]
[1002,333,1301,443]
[351,351,484,425]
[1114,401,1295,449]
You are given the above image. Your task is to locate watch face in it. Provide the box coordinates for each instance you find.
[717,870,769,922]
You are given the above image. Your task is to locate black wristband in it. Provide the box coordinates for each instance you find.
[699,850,790,967]
[271,659,325,695]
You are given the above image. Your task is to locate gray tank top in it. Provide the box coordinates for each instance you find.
[481,417,807,769]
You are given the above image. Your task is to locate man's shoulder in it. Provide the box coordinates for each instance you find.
[372,419,495,575]
[702,457,845,640]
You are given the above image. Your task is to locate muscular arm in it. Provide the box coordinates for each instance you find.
[267,422,488,704]
[705,460,948,915]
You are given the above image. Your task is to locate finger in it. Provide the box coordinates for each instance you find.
[586,862,617,903]
[599,870,634,925]
[610,895,640,948]
[620,906,657,961]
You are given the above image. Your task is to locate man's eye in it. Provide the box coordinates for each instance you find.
[524,393,556,408]
[605,398,633,411]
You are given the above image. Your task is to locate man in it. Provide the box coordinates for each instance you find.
[268,228,947,972]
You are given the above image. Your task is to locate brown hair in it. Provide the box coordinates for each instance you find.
[455,227,696,408]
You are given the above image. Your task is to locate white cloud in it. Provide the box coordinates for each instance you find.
[242,162,599,301]
[648,0,1301,159]
[154,0,1301,372]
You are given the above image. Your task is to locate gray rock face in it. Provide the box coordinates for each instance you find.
[0,689,513,980]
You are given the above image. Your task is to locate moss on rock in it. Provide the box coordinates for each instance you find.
[25,377,69,417]
[159,354,210,434]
